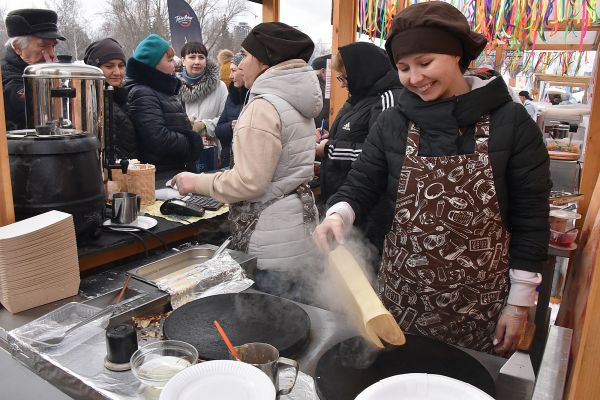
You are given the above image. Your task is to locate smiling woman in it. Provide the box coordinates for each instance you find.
[395,53,470,102]
[313,1,550,358]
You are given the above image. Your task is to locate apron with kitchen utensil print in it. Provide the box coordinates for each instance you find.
[378,114,510,353]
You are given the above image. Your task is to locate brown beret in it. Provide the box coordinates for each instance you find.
[385,1,487,71]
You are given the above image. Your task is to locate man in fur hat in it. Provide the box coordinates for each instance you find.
[1,9,65,130]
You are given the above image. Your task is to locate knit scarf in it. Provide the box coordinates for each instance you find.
[181,67,206,85]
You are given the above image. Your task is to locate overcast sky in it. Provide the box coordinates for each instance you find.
[0,0,333,46]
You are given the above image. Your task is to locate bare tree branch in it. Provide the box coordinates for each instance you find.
[26,0,248,61]
[46,0,91,60]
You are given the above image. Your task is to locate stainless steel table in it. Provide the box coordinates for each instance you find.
[0,245,567,400]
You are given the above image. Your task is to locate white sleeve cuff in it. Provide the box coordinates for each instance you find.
[325,202,356,228]
[507,269,542,307]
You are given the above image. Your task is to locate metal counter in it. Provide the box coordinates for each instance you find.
[0,244,569,400]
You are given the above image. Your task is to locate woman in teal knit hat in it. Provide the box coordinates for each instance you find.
[125,34,203,172]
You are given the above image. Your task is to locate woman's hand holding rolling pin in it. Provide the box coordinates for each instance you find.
[312,213,345,253]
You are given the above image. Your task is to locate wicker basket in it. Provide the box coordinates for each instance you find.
[111,163,156,205]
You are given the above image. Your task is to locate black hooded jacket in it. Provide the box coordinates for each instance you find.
[321,42,403,202]
[125,58,203,171]
[321,43,402,252]
[329,72,551,273]
[215,81,248,167]
[109,86,138,160]
[1,47,29,130]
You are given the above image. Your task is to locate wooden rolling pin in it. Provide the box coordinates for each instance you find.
[328,245,406,348]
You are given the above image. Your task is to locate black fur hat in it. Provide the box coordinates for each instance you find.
[5,9,65,40]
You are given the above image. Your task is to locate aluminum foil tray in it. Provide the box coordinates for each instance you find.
[128,245,256,286]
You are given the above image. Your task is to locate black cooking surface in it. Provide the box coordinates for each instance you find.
[163,292,311,360]
[315,336,496,400]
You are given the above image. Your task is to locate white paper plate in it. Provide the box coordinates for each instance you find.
[355,373,494,400]
[103,216,158,231]
[160,360,276,400]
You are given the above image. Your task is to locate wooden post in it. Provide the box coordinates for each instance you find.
[562,175,600,399]
[329,0,357,122]
[494,44,505,70]
[577,42,600,228]
[0,71,15,227]
[262,0,280,22]
[557,41,600,400]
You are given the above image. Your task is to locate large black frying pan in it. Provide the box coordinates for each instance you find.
[163,292,311,360]
[316,335,496,400]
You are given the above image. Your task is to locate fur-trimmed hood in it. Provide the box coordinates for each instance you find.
[177,59,221,104]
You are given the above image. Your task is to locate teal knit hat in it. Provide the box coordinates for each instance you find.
[133,34,170,67]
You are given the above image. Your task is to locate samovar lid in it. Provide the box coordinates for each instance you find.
[24,62,104,79]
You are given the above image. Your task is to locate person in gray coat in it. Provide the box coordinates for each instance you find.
[171,22,322,301]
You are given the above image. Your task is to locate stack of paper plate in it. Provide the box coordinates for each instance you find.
[0,211,80,313]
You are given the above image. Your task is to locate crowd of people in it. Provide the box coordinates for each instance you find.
[2,2,550,358]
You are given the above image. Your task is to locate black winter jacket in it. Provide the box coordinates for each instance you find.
[109,86,138,160]
[321,43,402,202]
[215,82,248,167]
[1,47,29,131]
[125,58,203,171]
[322,43,402,253]
[329,72,551,273]
[322,71,401,201]
[314,77,330,131]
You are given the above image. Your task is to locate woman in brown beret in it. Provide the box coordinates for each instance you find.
[314,1,550,356]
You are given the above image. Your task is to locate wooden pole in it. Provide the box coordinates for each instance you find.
[262,0,280,22]
[329,0,357,122]
[494,44,505,70]
[0,70,15,227]
[577,42,600,228]
[557,41,600,400]
[562,175,600,399]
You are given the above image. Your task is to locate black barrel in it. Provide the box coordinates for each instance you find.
[8,132,105,238]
